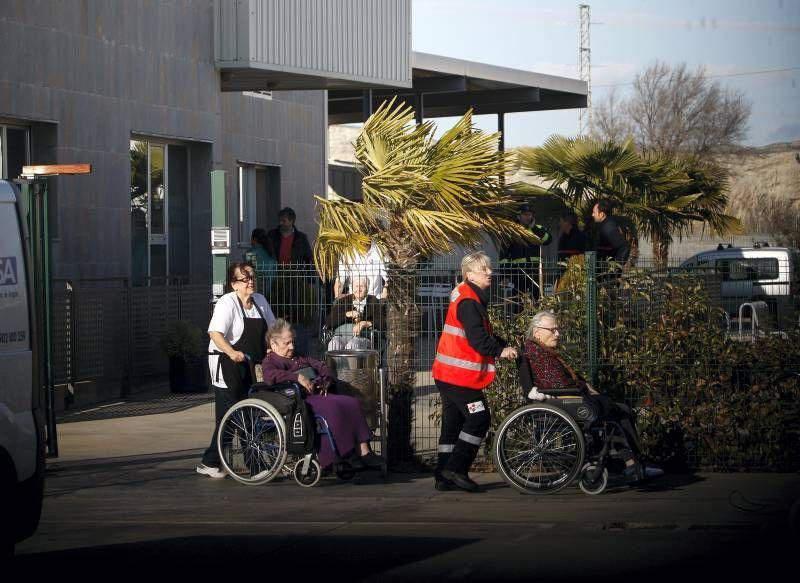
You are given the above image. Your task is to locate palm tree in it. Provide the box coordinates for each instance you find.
[516,136,741,266]
[314,98,539,464]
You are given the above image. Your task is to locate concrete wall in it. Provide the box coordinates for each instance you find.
[0,0,326,283]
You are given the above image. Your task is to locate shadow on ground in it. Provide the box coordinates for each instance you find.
[12,534,476,577]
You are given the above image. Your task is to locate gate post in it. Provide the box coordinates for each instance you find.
[585,251,598,386]
[19,164,91,457]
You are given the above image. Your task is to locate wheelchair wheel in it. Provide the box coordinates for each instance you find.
[217,398,287,486]
[294,458,322,488]
[492,403,585,494]
[578,462,608,495]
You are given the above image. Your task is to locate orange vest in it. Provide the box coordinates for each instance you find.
[431,282,496,390]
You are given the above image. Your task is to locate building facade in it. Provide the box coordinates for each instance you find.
[0,1,344,284]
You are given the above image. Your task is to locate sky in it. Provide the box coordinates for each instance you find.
[411,0,800,148]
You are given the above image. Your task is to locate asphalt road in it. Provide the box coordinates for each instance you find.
[11,449,800,581]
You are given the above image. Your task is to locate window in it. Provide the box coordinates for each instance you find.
[717,258,779,282]
[237,163,279,246]
[130,139,189,285]
[0,123,30,180]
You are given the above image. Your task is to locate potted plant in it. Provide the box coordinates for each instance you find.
[161,320,207,393]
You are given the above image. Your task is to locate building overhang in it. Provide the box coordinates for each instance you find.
[328,51,588,124]
[218,61,412,92]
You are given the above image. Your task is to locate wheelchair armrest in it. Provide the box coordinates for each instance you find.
[248,380,303,397]
[541,387,585,397]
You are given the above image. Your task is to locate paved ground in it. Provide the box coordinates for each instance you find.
[11,399,800,581]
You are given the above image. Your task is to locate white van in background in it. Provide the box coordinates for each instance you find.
[680,244,800,329]
[0,179,45,555]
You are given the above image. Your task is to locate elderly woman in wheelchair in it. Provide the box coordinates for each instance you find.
[492,310,663,495]
[215,319,385,487]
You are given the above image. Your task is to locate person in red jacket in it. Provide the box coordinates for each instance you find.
[431,251,519,492]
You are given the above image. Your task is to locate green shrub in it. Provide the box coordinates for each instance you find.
[160,320,206,360]
[484,260,800,471]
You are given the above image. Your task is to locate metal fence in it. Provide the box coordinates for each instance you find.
[52,278,213,405]
[52,255,800,469]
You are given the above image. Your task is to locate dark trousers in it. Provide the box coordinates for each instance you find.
[435,381,491,476]
[588,394,642,461]
[201,359,251,467]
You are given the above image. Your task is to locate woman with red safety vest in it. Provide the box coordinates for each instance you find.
[431,251,519,492]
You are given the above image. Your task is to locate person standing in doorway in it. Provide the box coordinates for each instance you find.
[431,251,519,492]
[245,228,277,297]
[267,207,313,266]
[266,206,315,353]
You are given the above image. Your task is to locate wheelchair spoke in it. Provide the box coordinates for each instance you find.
[217,402,287,484]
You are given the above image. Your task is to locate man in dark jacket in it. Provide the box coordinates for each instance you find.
[591,200,630,263]
[499,204,553,299]
[267,207,313,265]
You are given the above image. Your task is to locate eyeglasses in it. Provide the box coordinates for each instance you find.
[234,273,255,283]
[536,326,560,333]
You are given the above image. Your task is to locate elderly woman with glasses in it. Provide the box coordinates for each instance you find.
[196,261,276,479]
[524,310,663,482]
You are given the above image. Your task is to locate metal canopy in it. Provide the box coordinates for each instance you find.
[328,52,588,124]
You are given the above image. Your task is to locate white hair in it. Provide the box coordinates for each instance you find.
[526,310,557,340]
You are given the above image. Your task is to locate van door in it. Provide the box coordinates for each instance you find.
[0,179,43,548]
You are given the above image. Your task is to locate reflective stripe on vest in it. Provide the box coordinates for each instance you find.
[442,323,466,338]
[434,353,497,373]
[432,282,496,389]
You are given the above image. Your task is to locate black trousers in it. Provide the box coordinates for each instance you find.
[435,380,491,476]
[587,394,642,461]
[201,358,252,467]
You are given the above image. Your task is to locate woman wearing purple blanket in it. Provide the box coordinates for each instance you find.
[261,319,385,470]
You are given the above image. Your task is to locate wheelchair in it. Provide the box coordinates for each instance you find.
[216,380,369,488]
[491,361,638,495]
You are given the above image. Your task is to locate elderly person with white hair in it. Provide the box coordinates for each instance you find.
[431,251,519,493]
[523,309,663,482]
[325,275,385,351]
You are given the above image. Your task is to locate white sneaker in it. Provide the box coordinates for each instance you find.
[196,463,227,479]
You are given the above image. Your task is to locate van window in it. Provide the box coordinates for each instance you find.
[716,258,779,282]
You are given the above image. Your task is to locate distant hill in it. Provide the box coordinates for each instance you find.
[715,141,800,214]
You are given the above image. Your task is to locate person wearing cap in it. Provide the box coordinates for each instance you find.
[499,204,553,299]
[267,207,313,266]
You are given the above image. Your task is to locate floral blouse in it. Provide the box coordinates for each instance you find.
[523,340,588,392]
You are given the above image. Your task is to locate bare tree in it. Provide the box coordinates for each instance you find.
[590,88,632,143]
[592,62,751,156]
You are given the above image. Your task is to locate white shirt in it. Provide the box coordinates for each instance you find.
[207,292,275,388]
[337,243,387,298]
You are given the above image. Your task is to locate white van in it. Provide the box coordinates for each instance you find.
[0,179,45,554]
[680,244,800,329]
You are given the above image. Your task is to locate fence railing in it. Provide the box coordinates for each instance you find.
[51,257,800,469]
